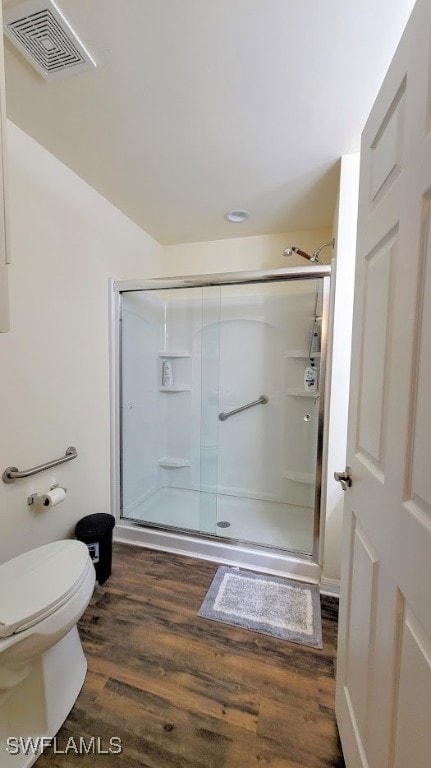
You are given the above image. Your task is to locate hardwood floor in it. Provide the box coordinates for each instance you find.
[38,544,345,767]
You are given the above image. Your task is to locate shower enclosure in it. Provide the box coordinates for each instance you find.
[112,267,331,579]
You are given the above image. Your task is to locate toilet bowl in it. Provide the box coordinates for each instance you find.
[0,540,95,768]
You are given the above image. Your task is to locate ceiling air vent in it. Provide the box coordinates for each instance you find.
[3,0,96,81]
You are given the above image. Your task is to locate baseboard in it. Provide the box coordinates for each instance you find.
[320,576,340,598]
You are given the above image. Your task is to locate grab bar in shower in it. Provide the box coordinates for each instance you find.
[218,395,268,422]
[2,446,78,483]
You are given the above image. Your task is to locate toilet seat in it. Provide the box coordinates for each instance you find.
[0,540,92,639]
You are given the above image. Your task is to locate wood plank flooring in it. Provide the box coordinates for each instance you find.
[37,544,345,767]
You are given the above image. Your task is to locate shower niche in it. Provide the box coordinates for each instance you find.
[117,268,330,566]
[158,353,192,392]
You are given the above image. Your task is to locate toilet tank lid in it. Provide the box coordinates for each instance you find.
[0,540,91,638]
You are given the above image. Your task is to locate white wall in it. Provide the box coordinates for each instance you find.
[0,122,164,563]
[160,229,333,276]
[322,153,360,585]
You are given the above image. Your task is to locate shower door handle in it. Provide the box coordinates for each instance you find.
[334,466,352,491]
[218,395,268,422]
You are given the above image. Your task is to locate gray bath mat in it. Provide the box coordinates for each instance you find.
[198,566,322,648]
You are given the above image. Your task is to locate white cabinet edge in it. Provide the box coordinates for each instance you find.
[0,1,11,332]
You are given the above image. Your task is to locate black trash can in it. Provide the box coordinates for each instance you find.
[75,513,115,585]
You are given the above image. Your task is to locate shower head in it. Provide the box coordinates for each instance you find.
[283,238,335,265]
[282,246,316,262]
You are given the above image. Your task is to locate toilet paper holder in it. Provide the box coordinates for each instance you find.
[27,484,67,506]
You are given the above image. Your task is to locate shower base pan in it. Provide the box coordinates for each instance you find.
[116,487,320,583]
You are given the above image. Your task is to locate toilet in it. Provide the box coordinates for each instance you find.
[0,540,95,767]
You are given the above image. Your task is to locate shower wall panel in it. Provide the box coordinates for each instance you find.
[215,284,319,509]
[216,311,283,500]
[161,293,202,493]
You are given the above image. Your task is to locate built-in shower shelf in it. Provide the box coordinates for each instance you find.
[158,457,191,468]
[285,350,321,359]
[159,385,192,393]
[285,388,320,397]
[158,351,191,358]
[283,470,315,485]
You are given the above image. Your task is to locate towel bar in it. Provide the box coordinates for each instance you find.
[218,395,268,422]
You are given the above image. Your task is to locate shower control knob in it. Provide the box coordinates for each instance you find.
[334,466,352,491]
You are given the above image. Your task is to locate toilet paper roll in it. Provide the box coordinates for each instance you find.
[41,487,66,508]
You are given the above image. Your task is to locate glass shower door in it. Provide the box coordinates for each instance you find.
[120,274,328,558]
[212,278,324,555]
[198,287,221,535]
[120,286,220,536]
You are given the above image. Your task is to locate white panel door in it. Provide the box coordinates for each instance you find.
[336,0,431,766]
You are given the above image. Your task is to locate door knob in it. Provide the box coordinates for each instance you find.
[334,466,352,490]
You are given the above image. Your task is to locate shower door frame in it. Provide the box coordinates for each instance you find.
[111,265,331,570]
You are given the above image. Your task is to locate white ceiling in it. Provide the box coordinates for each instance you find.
[2,0,416,245]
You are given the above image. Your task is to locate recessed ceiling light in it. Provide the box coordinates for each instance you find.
[224,209,250,223]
